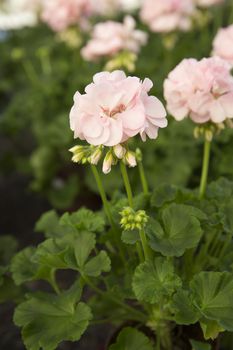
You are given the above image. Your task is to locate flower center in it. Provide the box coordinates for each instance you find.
[101,104,126,119]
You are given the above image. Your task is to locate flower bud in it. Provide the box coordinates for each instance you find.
[69,145,85,163]
[135,148,142,162]
[125,151,137,167]
[114,144,126,159]
[102,151,114,174]
[120,207,148,231]
[90,146,102,165]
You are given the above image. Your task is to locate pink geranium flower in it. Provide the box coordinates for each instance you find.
[140,0,194,33]
[41,0,92,32]
[81,16,148,62]
[70,71,167,147]
[164,57,233,124]
[212,25,233,66]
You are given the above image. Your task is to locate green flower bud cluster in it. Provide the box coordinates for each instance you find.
[69,145,103,165]
[70,143,139,173]
[193,121,229,142]
[120,207,148,231]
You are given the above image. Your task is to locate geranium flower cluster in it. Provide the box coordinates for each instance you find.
[70,70,167,173]
[212,25,233,66]
[81,16,148,62]
[41,0,92,32]
[140,0,195,33]
[164,57,233,125]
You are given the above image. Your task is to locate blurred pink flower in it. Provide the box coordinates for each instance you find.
[140,0,194,33]
[196,0,224,7]
[41,0,92,32]
[212,25,233,66]
[164,57,233,124]
[81,16,148,61]
[70,70,167,147]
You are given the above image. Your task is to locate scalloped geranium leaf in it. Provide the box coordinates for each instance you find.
[0,235,18,265]
[35,210,68,238]
[32,238,69,269]
[190,339,211,350]
[109,327,153,350]
[60,208,105,234]
[82,251,111,277]
[172,289,200,325]
[146,204,203,257]
[151,184,178,208]
[190,272,233,333]
[132,257,181,303]
[10,247,51,285]
[14,283,92,350]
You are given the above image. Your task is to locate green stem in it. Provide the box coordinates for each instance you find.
[138,161,149,195]
[83,276,146,322]
[139,229,152,261]
[120,162,133,207]
[91,165,114,227]
[199,139,211,199]
[91,165,126,264]
[136,242,144,263]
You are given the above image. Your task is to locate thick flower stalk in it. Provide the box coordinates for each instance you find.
[70,70,167,173]
[140,0,195,33]
[81,16,148,63]
[212,25,233,67]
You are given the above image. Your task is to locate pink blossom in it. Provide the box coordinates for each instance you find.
[212,25,233,66]
[196,0,224,7]
[140,0,194,33]
[81,16,147,61]
[41,0,92,32]
[70,70,167,147]
[164,57,233,124]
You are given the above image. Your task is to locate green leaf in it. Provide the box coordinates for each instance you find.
[190,339,211,350]
[0,235,18,265]
[132,257,181,303]
[11,247,39,285]
[35,210,67,238]
[83,251,111,277]
[32,238,68,270]
[74,231,96,268]
[14,284,92,350]
[190,272,233,333]
[172,289,200,325]
[151,184,178,208]
[147,204,203,257]
[221,197,233,233]
[109,327,153,350]
[121,230,140,244]
[60,208,105,234]
[200,320,224,340]
[10,246,59,285]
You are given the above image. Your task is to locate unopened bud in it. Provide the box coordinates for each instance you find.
[114,144,126,159]
[120,207,148,231]
[102,151,114,174]
[205,130,213,142]
[125,151,137,167]
[135,148,143,162]
[69,145,85,163]
[90,147,102,165]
